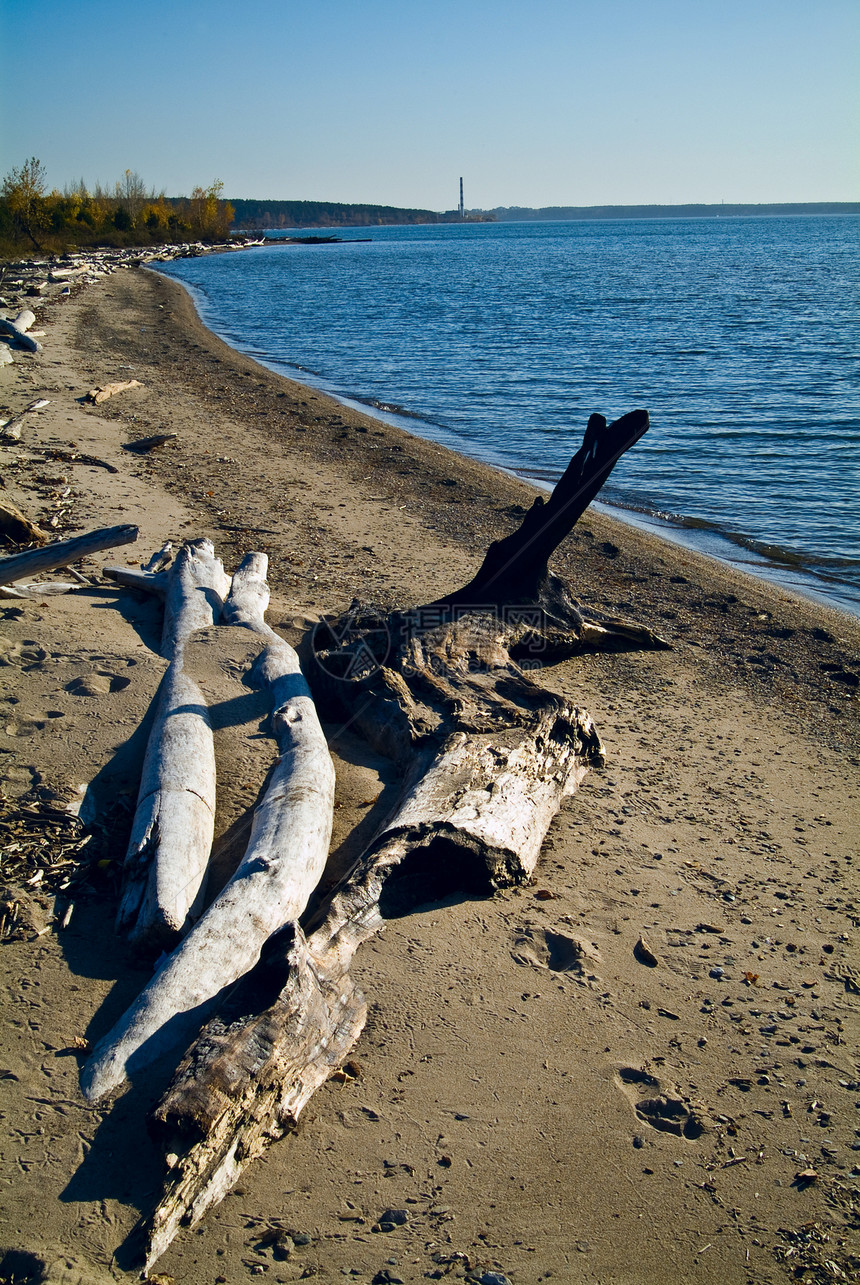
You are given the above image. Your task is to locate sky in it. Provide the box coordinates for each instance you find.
[1,0,857,210]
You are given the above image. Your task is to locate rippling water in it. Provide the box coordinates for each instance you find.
[157,217,860,614]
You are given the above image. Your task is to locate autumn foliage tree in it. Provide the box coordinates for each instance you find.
[1,157,49,249]
[0,160,237,256]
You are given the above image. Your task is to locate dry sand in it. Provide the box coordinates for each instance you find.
[0,263,858,1285]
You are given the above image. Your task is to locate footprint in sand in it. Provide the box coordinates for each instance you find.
[510,925,600,980]
[65,672,131,696]
[0,638,48,667]
[616,1065,712,1140]
[3,711,63,736]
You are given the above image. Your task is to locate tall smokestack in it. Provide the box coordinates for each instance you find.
[459,177,464,220]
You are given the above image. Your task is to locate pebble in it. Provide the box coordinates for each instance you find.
[709,966,725,979]
[477,1274,513,1285]
[374,1208,409,1232]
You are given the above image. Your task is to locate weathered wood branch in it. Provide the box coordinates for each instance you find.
[440,408,650,607]
[85,379,143,404]
[84,554,335,1102]
[0,397,50,441]
[115,540,230,951]
[0,523,138,586]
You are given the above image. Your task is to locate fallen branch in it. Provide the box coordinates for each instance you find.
[123,433,179,453]
[0,581,80,600]
[40,447,119,473]
[0,523,138,586]
[0,398,50,441]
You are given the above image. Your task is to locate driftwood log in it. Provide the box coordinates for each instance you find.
[0,309,42,353]
[82,554,335,1101]
[135,409,669,1267]
[0,500,47,547]
[114,539,230,952]
[0,523,138,586]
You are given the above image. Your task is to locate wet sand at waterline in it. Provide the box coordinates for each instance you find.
[0,264,858,1285]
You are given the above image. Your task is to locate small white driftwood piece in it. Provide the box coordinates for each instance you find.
[0,397,50,441]
[114,539,230,953]
[83,553,335,1102]
[0,309,42,353]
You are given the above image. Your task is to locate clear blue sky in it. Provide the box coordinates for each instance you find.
[1,0,857,209]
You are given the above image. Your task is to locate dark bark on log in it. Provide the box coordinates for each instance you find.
[142,927,366,1271]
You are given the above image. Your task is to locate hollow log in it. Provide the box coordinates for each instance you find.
[137,410,668,1266]
[0,523,138,586]
[115,540,230,951]
[83,554,335,1102]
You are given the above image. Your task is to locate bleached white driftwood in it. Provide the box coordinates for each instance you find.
[0,310,42,353]
[103,565,168,595]
[83,552,335,1102]
[0,581,80,600]
[115,540,230,952]
[0,398,50,440]
[0,523,139,586]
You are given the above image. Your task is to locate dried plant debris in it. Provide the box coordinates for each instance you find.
[0,882,50,942]
[0,790,131,938]
[773,1197,860,1284]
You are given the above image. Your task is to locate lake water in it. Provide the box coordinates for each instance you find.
[156,217,860,616]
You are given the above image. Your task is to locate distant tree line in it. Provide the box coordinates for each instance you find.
[229,199,482,229]
[484,202,860,221]
[0,158,235,257]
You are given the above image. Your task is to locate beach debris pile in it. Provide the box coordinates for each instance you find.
[0,789,132,942]
[0,240,241,368]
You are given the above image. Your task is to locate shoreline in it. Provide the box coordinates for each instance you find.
[0,264,858,1285]
[157,256,860,623]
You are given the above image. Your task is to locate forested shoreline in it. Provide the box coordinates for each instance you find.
[0,160,234,257]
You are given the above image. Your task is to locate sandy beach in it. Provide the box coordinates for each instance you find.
[1,262,858,1285]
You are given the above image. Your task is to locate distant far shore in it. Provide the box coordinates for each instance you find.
[229,197,859,230]
[483,200,860,221]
